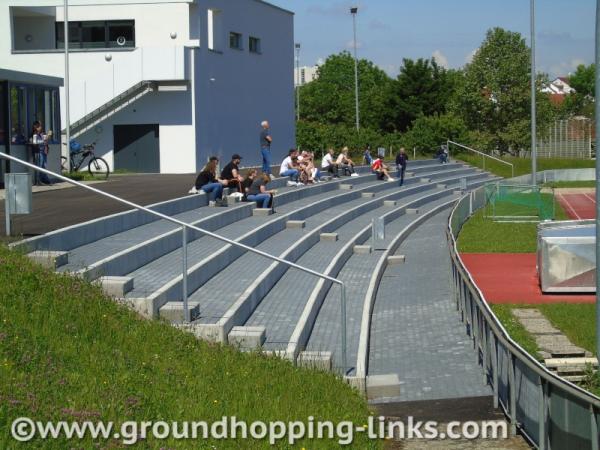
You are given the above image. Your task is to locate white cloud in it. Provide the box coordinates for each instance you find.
[465,48,478,64]
[432,50,449,69]
[345,40,363,50]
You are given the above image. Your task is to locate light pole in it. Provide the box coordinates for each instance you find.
[350,6,360,131]
[295,43,300,121]
[63,0,71,171]
[595,0,600,367]
[530,0,537,185]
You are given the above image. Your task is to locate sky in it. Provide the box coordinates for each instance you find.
[269,0,595,78]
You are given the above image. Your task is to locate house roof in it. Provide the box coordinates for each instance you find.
[0,68,63,87]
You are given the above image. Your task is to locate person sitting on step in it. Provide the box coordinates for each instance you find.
[279,149,301,186]
[321,148,339,178]
[194,157,227,205]
[241,169,257,201]
[336,146,358,177]
[220,153,244,194]
[247,173,276,208]
[371,157,395,182]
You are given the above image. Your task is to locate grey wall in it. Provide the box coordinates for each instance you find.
[13,16,56,51]
[194,0,295,169]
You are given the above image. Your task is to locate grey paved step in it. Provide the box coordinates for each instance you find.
[304,196,457,372]
[367,210,491,402]
[186,182,442,325]
[123,165,473,303]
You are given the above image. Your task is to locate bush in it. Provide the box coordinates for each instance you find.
[400,113,469,157]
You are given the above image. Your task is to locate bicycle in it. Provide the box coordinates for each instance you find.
[61,141,110,180]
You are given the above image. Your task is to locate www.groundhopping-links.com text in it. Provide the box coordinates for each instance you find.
[11,416,509,445]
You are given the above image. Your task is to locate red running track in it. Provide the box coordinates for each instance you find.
[556,192,595,219]
[461,253,596,304]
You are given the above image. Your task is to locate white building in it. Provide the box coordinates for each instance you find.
[295,65,318,87]
[542,77,576,96]
[0,0,295,173]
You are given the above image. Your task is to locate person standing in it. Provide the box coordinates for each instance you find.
[260,120,273,178]
[396,147,408,186]
[31,121,51,185]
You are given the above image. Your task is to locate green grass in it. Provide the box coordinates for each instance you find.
[456,154,595,179]
[457,197,569,253]
[537,304,597,356]
[0,245,380,449]
[490,305,540,359]
[543,180,596,189]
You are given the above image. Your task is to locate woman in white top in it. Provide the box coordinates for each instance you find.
[31,121,51,185]
[321,148,339,178]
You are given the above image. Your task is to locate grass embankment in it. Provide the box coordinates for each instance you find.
[543,180,596,189]
[0,245,379,449]
[457,197,569,253]
[455,154,595,179]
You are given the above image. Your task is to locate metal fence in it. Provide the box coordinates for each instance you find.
[537,119,593,159]
[448,187,600,450]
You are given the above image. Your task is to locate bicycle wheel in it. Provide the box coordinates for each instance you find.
[87,157,110,180]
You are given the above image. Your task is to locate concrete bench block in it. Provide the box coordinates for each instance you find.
[344,376,366,393]
[228,326,266,349]
[387,255,406,265]
[27,250,68,269]
[320,232,338,242]
[406,208,419,215]
[383,200,397,207]
[453,190,464,195]
[405,172,414,177]
[252,208,273,216]
[298,351,332,371]
[366,374,401,400]
[353,245,372,255]
[286,220,306,229]
[436,183,447,189]
[361,192,375,198]
[159,301,201,324]
[99,276,134,297]
[420,178,431,183]
[261,350,287,359]
[223,194,241,206]
[339,184,353,190]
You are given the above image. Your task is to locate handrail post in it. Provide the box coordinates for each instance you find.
[591,404,599,450]
[340,283,348,375]
[182,225,190,323]
[509,353,517,436]
[538,377,546,450]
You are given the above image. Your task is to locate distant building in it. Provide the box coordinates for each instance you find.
[295,65,318,87]
[542,77,576,95]
[0,0,296,174]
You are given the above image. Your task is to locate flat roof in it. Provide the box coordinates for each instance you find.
[6,0,193,6]
[253,0,294,15]
[0,68,63,87]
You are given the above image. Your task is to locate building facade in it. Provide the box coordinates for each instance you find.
[295,65,318,87]
[0,0,295,173]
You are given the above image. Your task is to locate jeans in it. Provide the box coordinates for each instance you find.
[324,164,339,177]
[261,147,271,175]
[248,193,271,208]
[201,182,223,200]
[34,151,51,184]
[280,169,299,181]
[397,165,406,185]
[341,164,354,175]
[439,154,448,164]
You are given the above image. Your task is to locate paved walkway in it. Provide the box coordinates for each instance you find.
[0,174,195,236]
[368,211,491,402]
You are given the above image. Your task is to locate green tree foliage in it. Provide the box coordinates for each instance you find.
[298,52,392,130]
[400,113,469,155]
[452,27,555,154]
[560,64,595,118]
[385,58,458,132]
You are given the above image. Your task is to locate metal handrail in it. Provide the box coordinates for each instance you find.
[447,140,515,178]
[447,189,600,448]
[0,151,350,373]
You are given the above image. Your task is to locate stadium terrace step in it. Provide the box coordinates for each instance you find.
[177,170,490,343]
[125,163,473,319]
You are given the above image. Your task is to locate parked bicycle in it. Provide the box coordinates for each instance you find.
[61,140,110,180]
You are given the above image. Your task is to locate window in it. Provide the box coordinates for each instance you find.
[249,36,261,54]
[207,9,222,51]
[9,86,27,144]
[56,20,135,49]
[8,85,60,145]
[229,32,242,50]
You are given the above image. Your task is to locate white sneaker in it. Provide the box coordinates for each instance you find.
[188,186,198,194]
[387,177,395,182]
[269,174,275,180]
[350,173,359,177]
[296,182,303,186]
[208,200,216,207]
[287,181,296,187]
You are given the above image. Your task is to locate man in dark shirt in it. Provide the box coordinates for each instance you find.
[220,154,244,192]
[260,120,273,178]
[396,147,409,186]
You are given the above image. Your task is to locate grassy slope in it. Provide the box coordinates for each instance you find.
[490,305,540,359]
[0,245,379,449]
[455,154,595,179]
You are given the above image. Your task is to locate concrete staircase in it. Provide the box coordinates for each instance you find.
[15,159,500,399]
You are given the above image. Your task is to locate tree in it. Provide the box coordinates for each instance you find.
[400,113,469,155]
[385,58,458,132]
[451,27,555,154]
[298,52,392,130]
[560,64,595,119]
